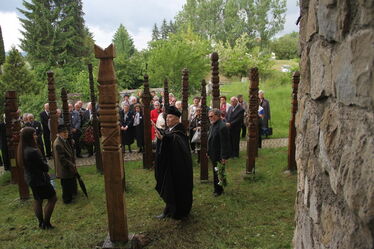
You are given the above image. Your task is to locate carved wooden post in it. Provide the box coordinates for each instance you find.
[163,78,169,121]
[246,68,259,174]
[4,97,16,184]
[94,44,128,244]
[47,71,58,148]
[5,91,29,199]
[181,68,189,131]
[142,74,152,169]
[200,79,209,181]
[61,88,73,146]
[88,63,103,174]
[288,71,300,172]
[211,52,220,109]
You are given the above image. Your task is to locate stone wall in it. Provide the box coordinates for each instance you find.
[294,1,374,248]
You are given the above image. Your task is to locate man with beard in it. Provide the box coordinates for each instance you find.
[153,106,193,220]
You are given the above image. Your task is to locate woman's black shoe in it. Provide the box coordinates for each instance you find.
[43,222,55,229]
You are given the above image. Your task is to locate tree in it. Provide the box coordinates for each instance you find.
[151,23,160,41]
[160,19,169,40]
[147,29,211,96]
[54,0,92,66]
[0,25,5,72]
[112,24,136,59]
[115,51,146,90]
[270,32,299,59]
[18,0,57,66]
[215,34,273,78]
[1,46,36,95]
[175,0,287,47]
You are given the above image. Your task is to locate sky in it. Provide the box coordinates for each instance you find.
[0,0,299,52]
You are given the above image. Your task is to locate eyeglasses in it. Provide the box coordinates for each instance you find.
[208,115,214,118]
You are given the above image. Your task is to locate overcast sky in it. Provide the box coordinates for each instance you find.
[0,0,299,52]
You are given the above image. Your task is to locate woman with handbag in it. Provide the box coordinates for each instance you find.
[17,127,57,229]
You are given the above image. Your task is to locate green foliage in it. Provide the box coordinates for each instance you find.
[1,47,36,95]
[151,23,160,41]
[115,51,146,90]
[0,147,295,249]
[215,34,273,78]
[112,24,136,59]
[0,25,5,66]
[270,32,299,59]
[175,0,287,47]
[18,0,93,67]
[147,29,210,97]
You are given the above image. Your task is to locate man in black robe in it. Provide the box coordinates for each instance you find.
[154,106,193,220]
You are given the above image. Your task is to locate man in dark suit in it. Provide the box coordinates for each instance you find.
[71,103,82,157]
[207,109,231,196]
[226,96,244,158]
[39,103,52,159]
[259,90,271,136]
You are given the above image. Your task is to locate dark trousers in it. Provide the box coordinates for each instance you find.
[241,123,246,138]
[43,132,51,157]
[230,127,241,158]
[72,130,82,157]
[61,178,77,204]
[212,161,223,194]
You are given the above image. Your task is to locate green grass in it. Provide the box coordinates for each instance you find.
[220,72,293,138]
[0,147,296,249]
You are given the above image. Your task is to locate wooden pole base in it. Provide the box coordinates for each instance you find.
[97,234,143,249]
[243,171,256,181]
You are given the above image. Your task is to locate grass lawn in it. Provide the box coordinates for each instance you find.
[0,147,296,249]
[219,74,293,138]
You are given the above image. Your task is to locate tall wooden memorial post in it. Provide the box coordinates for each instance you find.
[4,96,16,184]
[88,63,103,173]
[181,68,189,131]
[211,52,220,109]
[200,80,209,181]
[47,71,58,147]
[5,91,29,199]
[142,75,152,169]
[61,88,73,146]
[246,68,259,174]
[287,71,300,172]
[94,44,129,245]
[163,79,169,120]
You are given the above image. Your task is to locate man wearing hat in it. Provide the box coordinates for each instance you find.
[153,106,193,220]
[53,125,77,204]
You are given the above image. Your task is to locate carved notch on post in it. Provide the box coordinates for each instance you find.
[211,52,220,109]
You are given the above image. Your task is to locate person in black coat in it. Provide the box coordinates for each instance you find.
[133,104,144,153]
[39,103,52,158]
[120,104,135,153]
[207,108,231,196]
[226,96,244,158]
[153,106,193,220]
[25,114,45,158]
[17,127,57,229]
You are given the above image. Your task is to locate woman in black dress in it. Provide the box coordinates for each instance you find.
[17,127,57,229]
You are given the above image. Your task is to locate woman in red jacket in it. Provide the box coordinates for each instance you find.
[150,101,162,140]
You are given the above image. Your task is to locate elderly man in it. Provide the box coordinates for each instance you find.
[226,96,244,158]
[25,114,45,157]
[259,90,271,136]
[208,109,231,196]
[153,106,193,220]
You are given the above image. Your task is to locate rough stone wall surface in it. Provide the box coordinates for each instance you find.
[294,1,374,249]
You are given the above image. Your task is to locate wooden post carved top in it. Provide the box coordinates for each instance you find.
[211,52,220,109]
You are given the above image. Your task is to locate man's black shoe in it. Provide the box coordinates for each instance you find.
[155,213,168,219]
[214,192,223,197]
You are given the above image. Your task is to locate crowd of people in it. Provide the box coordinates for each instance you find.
[0,89,271,226]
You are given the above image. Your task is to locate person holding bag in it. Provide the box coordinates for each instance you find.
[17,127,57,229]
